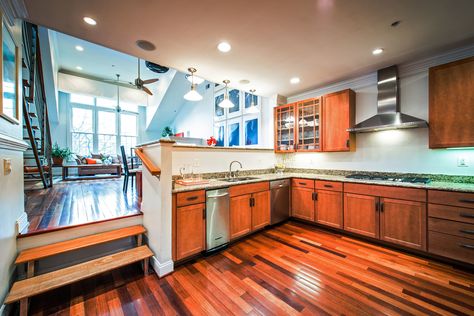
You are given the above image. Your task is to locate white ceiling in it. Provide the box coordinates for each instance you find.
[24,0,474,97]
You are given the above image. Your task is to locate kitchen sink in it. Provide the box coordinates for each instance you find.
[220,176,260,183]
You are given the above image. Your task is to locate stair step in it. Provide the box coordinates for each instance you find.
[23,125,39,130]
[5,245,152,304]
[28,112,37,118]
[23,137,40,141]
[16,225,146,264]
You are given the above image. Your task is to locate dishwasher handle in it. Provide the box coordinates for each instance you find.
[207,193,229,198]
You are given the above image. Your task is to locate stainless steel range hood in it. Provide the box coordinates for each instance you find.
[347,65,428,133]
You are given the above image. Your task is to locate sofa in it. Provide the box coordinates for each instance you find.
[74,153,122,176]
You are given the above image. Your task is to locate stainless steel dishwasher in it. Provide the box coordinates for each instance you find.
[206,188,230,252]
[270,179,290,225]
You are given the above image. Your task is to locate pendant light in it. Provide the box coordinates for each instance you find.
[116,74,121,112]
[218,79,234,108]
[246,89,259,113]
[183,67,203,101]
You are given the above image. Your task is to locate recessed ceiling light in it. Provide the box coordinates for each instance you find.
[239,79,250,85]
[83,17,97,25]
[76,66,83,70]
[372,48,384,55]
[75,45,84,52]
[136,40,156,51]
[217,41,231,53]
[290,77,300,84]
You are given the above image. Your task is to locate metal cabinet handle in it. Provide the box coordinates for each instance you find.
[299,182,307,186]
[460,244,474,249]
[346,139,350,148]
[459,229,474,235]
[460,212,474,218]
[380,202,384,212]
[186,196,199,201]
[375,200,379,212]
[207,193,229,198]
[203,208,206,219]
[324,184,333,188]
[459,199,474,204]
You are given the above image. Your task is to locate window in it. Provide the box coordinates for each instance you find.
[244,117,259,145]
[69,94,139,156]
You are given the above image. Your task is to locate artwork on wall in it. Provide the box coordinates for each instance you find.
[0,18,19,124]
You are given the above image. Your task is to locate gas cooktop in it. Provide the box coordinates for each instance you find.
[345,174,431,184]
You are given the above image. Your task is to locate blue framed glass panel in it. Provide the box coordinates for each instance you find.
[228,89,240,113]
[214,94,224,117]
[216,125,225,146]
[244,92,258,108]
[228,122,240,146]
[245,118,258,145]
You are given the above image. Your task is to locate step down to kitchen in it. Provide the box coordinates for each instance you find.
[16,225,146,265]
[5,246,153,315]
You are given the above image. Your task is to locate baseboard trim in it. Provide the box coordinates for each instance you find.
[16,211,29,234]
[150,256,174,277]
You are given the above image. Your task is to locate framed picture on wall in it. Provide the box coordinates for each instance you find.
[0,18,19,124]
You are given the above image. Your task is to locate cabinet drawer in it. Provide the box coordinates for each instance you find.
[344,183,426,202]
[229,181,269,197]
[428,203,474,224]
[428,190,474,208]
[315,180,343,192]
[292,178,314,189]
[428,231,474,264]
[176,190,206,207]
[428,217,474,240]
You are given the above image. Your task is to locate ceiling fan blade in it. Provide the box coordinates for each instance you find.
[143,78,159,84]
[142,86,153,96]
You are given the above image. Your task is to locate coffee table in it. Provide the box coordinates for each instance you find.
[62,164,122,181]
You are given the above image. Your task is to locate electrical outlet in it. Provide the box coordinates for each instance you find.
[457,156,469,167]
[3,159,12,175]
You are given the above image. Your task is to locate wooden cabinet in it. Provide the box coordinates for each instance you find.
[315,190,343,228]
[296,98,322,151]
[429,57,474,148]
[291,186,315,221]
[274,103,296,152]
[322,89,355,152]
[428,190,474,264]
[230,195,252,240]
[379,198,426,250]
[230,182,270,240]
[175,203,205,261]
[274,89,355,153]
[344,193,379,238]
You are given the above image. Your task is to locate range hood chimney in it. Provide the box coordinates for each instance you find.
[347,65,428,133]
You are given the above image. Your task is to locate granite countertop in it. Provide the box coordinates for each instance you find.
[173,172,474,193]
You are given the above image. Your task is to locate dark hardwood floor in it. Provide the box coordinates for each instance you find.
[22,178,141,235]
[27,221,474,315]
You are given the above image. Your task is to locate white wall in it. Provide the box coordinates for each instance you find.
[285,45,474,176]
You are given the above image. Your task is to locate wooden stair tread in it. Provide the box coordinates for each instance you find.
[5,245,153,304]
[16,225,146,264]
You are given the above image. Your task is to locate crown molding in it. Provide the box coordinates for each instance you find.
[288,44,474,102]
[0,132,28,152]
[0,0,28,26]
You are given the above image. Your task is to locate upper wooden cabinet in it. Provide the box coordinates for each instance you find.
[322,89,355,152]
[429,57,474,148]
[274,89,355,153]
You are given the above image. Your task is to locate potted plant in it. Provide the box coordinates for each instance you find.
[52,143,72,166]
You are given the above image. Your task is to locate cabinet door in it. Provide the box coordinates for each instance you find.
[230,194,252,240]
[252,190,270,231]
[296,98,322,151]
[176,203,205,260]
[429,57,474,148]
[316,190,343,228]
[322,89,355,152]
[344,193,379,238]
[291,187,315,221]
[380,198,426,250]
[274,103,296,152]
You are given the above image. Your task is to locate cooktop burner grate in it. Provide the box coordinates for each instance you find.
[345,174,431,184]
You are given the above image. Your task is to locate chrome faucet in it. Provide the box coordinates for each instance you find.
[229,160,242,179]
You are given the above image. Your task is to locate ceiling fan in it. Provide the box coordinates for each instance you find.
[134,58,159,95]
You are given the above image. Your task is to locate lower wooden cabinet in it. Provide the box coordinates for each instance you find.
[379,198,426,250]
[291,187,315,221]
[344,193,379,238]
[230,194,252,240]
[176,203,205,260]
[230,186,270,240]
[315,190,343,228]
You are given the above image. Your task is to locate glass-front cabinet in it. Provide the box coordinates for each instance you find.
[296,98,321,151]
[274,103,296,152]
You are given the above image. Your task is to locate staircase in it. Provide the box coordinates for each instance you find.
[5,225,152,316]
[22,22,53,189]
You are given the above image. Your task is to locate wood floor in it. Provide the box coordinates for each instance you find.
[26,221,474,315]
[23,178,141,235]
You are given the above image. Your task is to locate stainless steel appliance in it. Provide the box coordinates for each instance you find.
[270,179,290,225]
[346,174,430,184]
[206,188,230,252]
